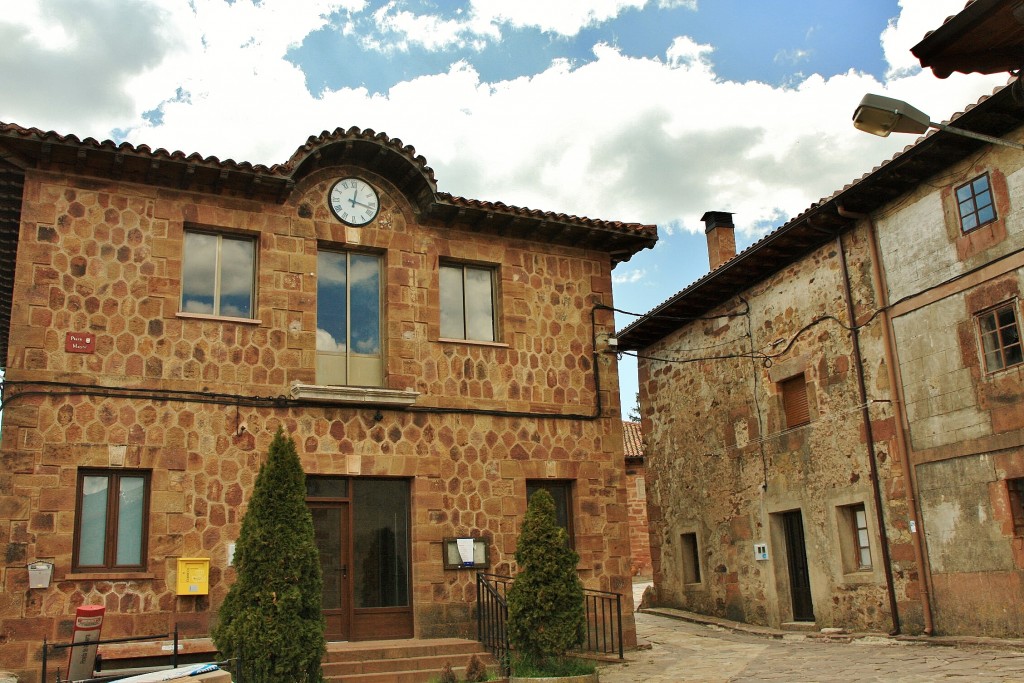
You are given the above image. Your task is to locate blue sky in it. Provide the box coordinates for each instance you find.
[0,0,1007,418]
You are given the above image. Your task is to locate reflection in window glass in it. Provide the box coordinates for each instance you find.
[79,476,109,567]
[956,174,996,233]
[75,469,150,572]
[316,251,382,386]
[440,264,496,342]
[115,476,146,566]
[181,231,255,318]
[979,302,1023,372]
[353,479,409,608]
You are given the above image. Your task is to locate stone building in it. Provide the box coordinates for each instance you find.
[0,123,655,681]
[622,420,652,577]
[619,77,1024,636]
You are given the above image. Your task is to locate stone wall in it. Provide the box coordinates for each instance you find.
[639,226,918,632]
[0,165,637,680]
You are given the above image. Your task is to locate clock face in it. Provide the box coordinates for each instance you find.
[328,178,380,226]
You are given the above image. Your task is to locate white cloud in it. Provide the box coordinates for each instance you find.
[0,0,1009,245]
[613,269,647,285]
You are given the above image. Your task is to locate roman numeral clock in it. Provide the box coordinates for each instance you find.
[329,178,380,226]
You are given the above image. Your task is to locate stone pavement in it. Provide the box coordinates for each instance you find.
[596,582,1024,682]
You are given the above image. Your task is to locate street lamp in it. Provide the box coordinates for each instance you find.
[852,93,1024,151]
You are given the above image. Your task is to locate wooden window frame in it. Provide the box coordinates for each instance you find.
[955,173,997,234]
[72,468,151,573]
[780,373,810,428]
[439,262,499,342]
[977,301,1023,373]
[526,480,575,549]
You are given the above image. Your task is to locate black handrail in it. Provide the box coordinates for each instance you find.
[475,573,624,666]
[476,573,511,675]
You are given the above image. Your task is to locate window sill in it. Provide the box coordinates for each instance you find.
[290,383,420,407]
[64,572,156,581]
[176,312,262,325]
[438,337,510,349]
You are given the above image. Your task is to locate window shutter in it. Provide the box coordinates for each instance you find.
[781,374,810,428]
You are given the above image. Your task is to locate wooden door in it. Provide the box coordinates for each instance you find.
[782,510,814,622]
[309,502,351,640]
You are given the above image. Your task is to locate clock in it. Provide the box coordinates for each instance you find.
[328,178,380,226]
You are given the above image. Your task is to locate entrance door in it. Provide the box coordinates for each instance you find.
[307,476,413,641]
[310,502,350,640]
[782,510,814,622]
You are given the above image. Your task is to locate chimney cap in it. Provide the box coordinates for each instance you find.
[701,211,735,233]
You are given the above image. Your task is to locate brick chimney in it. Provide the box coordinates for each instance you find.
[702,211,736,270]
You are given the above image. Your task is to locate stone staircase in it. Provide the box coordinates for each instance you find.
[322,638,504,682]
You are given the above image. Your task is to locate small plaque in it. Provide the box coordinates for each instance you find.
[65,332,95,354]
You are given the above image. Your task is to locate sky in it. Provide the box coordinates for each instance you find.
[0,0,1010,420]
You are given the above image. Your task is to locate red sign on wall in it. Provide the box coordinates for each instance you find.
[65,332,95,353]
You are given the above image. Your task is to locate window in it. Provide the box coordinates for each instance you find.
[526,480,574,547]
[440,263,496,341]
[680,532,702,584]
[180,230,256,318]
[780,374,810,428]
[955,173,996,233]
[73,469,150,572]
[1008,478,1024,535]
[316,251,382,386]
[978,302,1023,373]
[838,503,872,572]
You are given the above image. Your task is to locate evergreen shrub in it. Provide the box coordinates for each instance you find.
[211,427,325,682]
[506,488,587,672]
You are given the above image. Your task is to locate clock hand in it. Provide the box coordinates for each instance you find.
[349,189,358,207]
[351,199,376,210]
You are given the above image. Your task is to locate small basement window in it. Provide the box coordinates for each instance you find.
[681,532,702,584]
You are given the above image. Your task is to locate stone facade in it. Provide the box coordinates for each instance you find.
[620,81,1024,638]
[0,125,653,682]
[622,421,652,577]
[630,225,914,632]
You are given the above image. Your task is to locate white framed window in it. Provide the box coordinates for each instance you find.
[181,230,256,318]
[838,503,872,573]
[955,173,996,233]
[440,263,497,341]
[316,250,382,386]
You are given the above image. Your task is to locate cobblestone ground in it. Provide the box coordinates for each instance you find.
[597,584,1024,683]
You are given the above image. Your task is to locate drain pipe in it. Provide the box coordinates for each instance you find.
[834,231,901,635]
[836,205,935,635]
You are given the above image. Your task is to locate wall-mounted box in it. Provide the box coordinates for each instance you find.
[28,561,54,589]
[443,537,489,570]
[176,558,210,595]
[753,543,769,561]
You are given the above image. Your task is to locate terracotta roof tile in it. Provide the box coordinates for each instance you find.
[623,421,644,458]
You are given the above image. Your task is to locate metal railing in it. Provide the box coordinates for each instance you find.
[475,572,624,669]
[41,626,241,683]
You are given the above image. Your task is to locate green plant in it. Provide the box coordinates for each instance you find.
[506,488,586,670]
[508,653,595,678]
[211,427,325,682]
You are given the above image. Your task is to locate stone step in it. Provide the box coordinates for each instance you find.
[322,638,500,683]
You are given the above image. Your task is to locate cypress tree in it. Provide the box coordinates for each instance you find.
[212,427,325,682]
[506,488,586,668]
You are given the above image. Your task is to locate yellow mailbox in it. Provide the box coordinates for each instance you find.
[176,558,210,596]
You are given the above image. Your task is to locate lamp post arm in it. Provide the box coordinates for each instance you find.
[929,121,1024,151]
